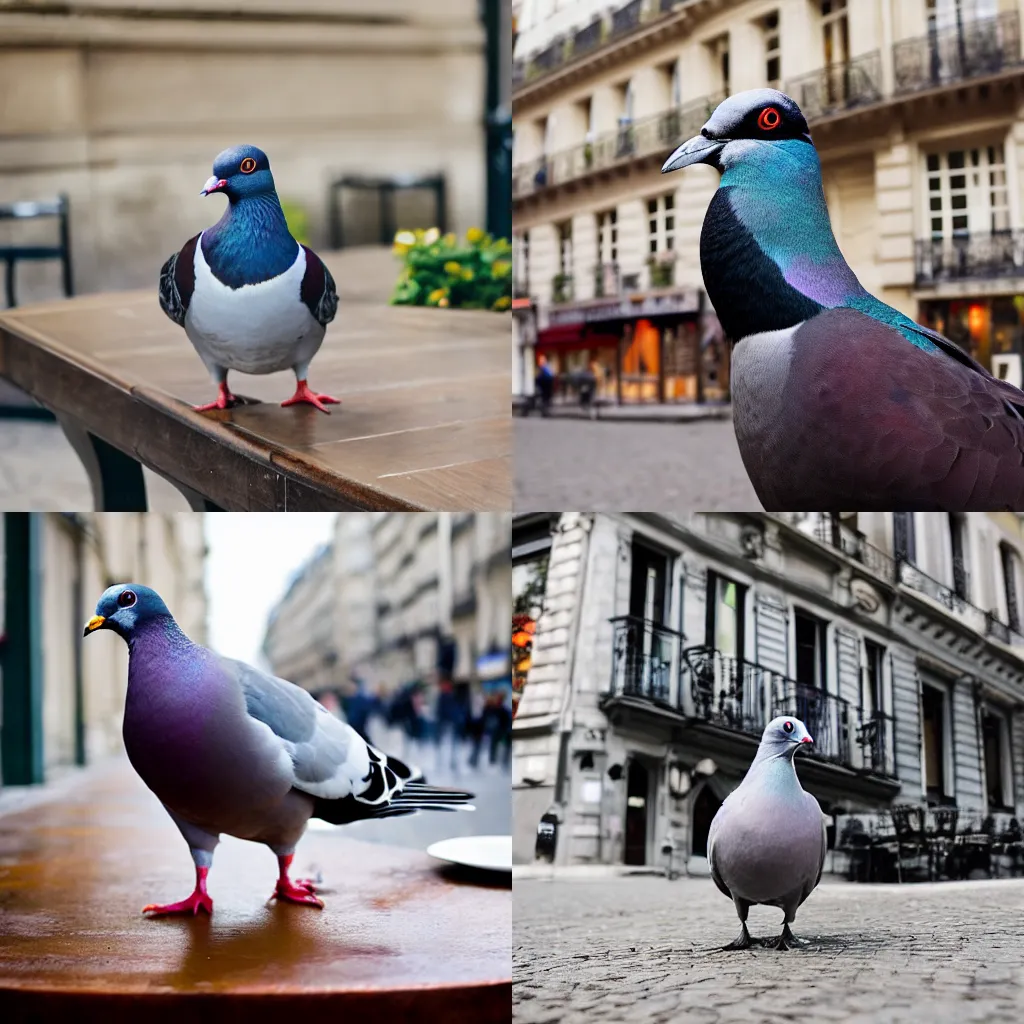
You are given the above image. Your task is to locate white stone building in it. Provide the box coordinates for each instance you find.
[512,511,1024,869]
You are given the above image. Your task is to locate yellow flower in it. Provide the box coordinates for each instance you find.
[491,259,511,278]
[427,288,447,305]
[492,295,512,311]
[394,230,417,246]
[438,297,449,308]
[462,268,474,281]
[442,232,457,247]
[466,227,485,244]
[444,261,462,275]
[423,227,441,245]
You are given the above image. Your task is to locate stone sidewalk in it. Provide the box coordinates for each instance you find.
[514,874,1024,1023]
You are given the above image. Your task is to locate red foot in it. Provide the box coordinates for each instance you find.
[143,866,213,917]
[194,381,239,412]
[294,877,320,892]
[274,854,324,907]
[281,379,340,414]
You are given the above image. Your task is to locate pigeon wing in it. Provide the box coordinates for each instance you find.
[158,233,200,326]
[706,804,733,900]
[758,307,1024,510]
[299,245,338,327]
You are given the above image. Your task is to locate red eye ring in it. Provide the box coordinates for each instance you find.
[758,107,781,131]
[240,157,257,174]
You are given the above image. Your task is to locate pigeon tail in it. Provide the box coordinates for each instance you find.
[311,782,475,826]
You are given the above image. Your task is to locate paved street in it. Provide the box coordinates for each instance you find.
[514,875,1024,1023]
[514,417,760,511]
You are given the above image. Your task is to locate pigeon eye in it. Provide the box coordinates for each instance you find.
[239,157,257,174]
[118,590,137,608]
[758,107,781,131]
[783,720,794,734]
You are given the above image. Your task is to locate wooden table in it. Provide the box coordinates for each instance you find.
[0,759,510,1023]
[0,254,510,510]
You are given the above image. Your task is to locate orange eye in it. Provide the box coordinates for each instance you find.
[239,157,257,174]
[758,107,781,131]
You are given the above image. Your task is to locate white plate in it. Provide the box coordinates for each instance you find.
[427,834,512,873]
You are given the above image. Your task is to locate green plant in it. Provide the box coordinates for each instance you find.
[389,227,512,312]
[647,255,675,288]
[551,273,573,304]
[280,199,310,245]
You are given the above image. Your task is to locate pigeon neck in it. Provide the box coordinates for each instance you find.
[701,140,867,342]
[201,191,299,288]
[750,741,799,773]
[127,616,191,658]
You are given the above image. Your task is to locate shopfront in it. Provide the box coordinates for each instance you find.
[919,293,1024,387]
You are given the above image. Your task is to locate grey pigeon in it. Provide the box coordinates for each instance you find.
[84,582,472,916]
[662,90,1024,511]
[707,715,825,950]
[158,144,340,413]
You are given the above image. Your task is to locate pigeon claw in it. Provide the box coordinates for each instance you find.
[273,879,325,908]
[142,890,213,917]
[194,381,241,412]
[721,924,753,951]
[294,877,320,893]
[281,380,340,414]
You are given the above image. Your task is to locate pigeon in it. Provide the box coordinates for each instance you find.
[158,144,340,413]
[83,583,473,916]
[662,90,1024,512]
[706,715,825,951]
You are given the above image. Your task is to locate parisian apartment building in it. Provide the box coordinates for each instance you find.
[263,513,513,698]
[512,0,1024,402]
[0,512,207,788]
[511,512,1024,869]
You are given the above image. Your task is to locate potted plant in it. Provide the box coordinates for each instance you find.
[647,252,675,288]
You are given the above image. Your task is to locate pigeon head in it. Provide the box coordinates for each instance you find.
[201,145,277,203]
[661,89,812,175]
[757,715,814,762]
[84,583,172,641]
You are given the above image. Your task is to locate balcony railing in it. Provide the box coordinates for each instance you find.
[685,645,779,736]
[551,272,573,304]
[855,709,897,778]
[915,230,1024,285]
[785,51,883,121]
[611,0,643,38]
[573,19,603,58]
[894,10,1022,94]
[773,678,852,767]
[609,615,684,704]
[594,261,620,298]
[512,93,723,200]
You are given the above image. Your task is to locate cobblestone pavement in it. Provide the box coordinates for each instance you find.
[514,875,1024,1023]
[0,419,189,510]
[514,418,760,511]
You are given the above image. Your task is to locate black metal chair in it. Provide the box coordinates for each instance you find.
[890,805,930,882]
[926,806,959,879]
[0,195,73,308]
[327,175,446,248]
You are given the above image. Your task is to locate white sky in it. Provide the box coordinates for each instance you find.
[203,514,338,667]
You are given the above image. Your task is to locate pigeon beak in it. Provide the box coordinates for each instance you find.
[83,615,105,636]
[662,134,724,173]
[801,736,815,747]
[201,176,228,197]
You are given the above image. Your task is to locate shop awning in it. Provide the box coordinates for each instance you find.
[537,324,620,351]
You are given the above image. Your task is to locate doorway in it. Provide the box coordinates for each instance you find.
[921,683,948,804]
[624,758,651,865]
[691,784,721,857]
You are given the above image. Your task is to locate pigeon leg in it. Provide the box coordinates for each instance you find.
[722,896,753,950]
[143,864,213,917]
[194,379,240,412]
[281,379,340,414]
[273,853,324,908]
[768,922,801,951]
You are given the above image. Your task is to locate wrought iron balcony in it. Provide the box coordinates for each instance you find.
[611,0,643,39]
[855,709,897,778]
[684,645,778,737]
[806,513,898,584]
[609,615,684,704]
[893,10,1022,94]
[785,51,883,122]
[773,678,853,767]
[512,59,526,89]
[532,37,568,75]
[914,230,1024,285]
[594,262,620,298]
[573,19,603,58]
[512,93,723,200]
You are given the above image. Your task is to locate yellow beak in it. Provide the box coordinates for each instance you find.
[83,615,106,636]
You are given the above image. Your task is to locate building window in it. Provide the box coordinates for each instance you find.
[1000,542,1021,633]
[821,0,849,103]
[925,146,1009,241]
[921,682,949,804]
[983,709,1013,810]
[794,609,828,689]
[948,513,968,599]
[893,512,916,564]
[705,572,746,659]
[761,11,781,89]
[513,232,529,293]
[630,540,670,625]
[558,221,573,277]
[708,34,730,95]
[863,639,885,715]
[670,61,681,107]
[647,193,675,255]
[598,209,618,265]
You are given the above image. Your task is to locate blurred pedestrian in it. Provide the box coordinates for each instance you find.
[341,673,378,744]
[535,355,554,415]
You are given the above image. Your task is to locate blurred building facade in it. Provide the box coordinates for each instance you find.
[0,0,486,300]
[512,0,1024,404]
[0,512,207,788]
[263,513,512,696]
[512,511,1024,868]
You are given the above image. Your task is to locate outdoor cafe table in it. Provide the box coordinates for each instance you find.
[0,266,510,510]
[0,758,510,1023]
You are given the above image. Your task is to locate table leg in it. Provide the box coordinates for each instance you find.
[57,417,147,511]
